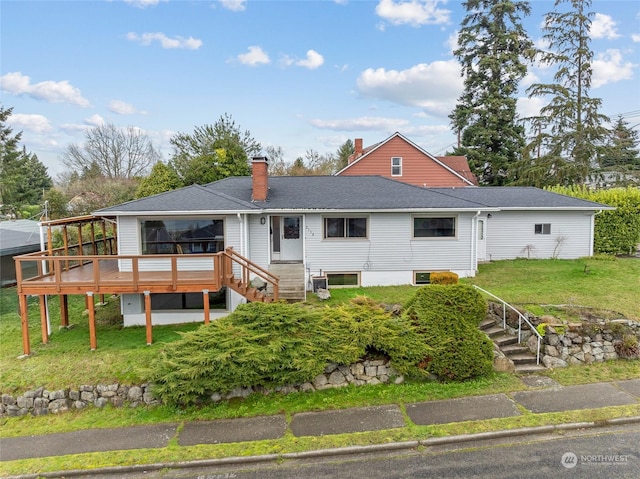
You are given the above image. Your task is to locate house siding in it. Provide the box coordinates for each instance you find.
[485,210,594,260]
[340,136,469,187]
[304,212,476,285]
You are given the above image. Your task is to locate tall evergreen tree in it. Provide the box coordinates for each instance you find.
[519,0,609,186]
[0,106,52,213]
[335,139,355,171]
[449,0,535,185]
[598,116,640,170]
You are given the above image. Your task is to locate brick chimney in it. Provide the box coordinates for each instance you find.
[252,156,269,201]
[355,138,363,156]
[349,138,363,164]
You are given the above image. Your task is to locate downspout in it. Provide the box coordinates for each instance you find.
[471,211,481,274]
[236,213,244,256]
[38,203,51,336]
[590,210,604,257]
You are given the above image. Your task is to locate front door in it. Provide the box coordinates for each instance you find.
[271,215,303,262]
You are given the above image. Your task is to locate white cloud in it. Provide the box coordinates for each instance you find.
[85,114,105,127]
[632,34,640,43]
[126,32,202,50]
[356,60,462,117]
[446,31,458,55]
[517,96,547,120]
[590,13,620,40]
[296,50,324,70]
[0,72,90,107]
[310,116,410,131]
[592,49,635,88]
[375,0,451,27]
[109,100,138,115]
[237,46,270,66]
[219,0,246,12]
[124,0,166,7]
[8,113,52,134]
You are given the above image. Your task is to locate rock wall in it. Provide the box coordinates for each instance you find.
[488,302,640,368]
[0,358,403,418]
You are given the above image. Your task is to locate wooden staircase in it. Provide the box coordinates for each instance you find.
[480,316,547,374]
[267,263,306,301]
[221,248,279,303]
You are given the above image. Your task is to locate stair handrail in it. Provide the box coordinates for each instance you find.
[222,247,279,301]
[472,285,542,365]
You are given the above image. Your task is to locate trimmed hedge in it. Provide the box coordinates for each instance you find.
[404,285,493,381]
[430,271,459,285]
[547,186,640,255]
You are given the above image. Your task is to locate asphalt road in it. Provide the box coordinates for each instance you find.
[60,423,640,479]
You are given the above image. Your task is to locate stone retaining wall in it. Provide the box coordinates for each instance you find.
[0,359,402,418]
[489,302,640,368]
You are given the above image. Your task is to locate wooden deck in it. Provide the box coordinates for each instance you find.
[16,254,223,296]
[15,246,279,355]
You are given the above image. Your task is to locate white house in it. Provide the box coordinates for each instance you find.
[93,158,612,326]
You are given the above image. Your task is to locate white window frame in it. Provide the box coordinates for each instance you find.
[323,216,369,240]
[534,223,551,235]
[412,215,458,239]
[391,157,402,176]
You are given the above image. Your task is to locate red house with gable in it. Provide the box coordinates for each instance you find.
[336,132,478,187]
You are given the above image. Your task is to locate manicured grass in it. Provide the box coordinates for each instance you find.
[463,256,640,321]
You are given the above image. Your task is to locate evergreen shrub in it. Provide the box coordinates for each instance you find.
[148,299,431,405]
[404,284,493,381]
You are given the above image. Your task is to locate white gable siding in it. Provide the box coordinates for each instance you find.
[304,212,476,285]
[486,211,594,260]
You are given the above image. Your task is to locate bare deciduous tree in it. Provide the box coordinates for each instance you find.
[62,123,160,179]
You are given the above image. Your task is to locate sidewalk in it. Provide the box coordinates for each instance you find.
[1,377,639,463]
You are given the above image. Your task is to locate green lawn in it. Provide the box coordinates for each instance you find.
[1,257,639,476]
[1,257,638,394]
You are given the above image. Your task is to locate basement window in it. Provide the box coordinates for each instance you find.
[326,272,360,288]
[414,272,431,285]
[534,223,551,235]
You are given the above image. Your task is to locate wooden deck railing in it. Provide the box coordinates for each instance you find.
[15,251,223,295]
[222,247,279,300]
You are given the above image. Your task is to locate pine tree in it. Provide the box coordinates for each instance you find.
[598,116,640,170]
[519,0,609,186]
[0,106,52,213]
[449,0,535,185]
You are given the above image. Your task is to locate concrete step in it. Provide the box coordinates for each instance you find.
[509,353,538,365]
[482,326,506,338]
[501,344,530,356]
[479,318,497,330]
[493,334,518,347]
[515,364,547,374]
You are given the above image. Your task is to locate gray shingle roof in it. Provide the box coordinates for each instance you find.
[430,187,613,209]
[95,176,611,215]
[209,176,488,210]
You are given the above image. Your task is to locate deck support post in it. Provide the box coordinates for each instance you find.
[144,291,152,345]
[19,294,30,356]
[87,292,97,350]
[39,295,49,343]
[203,289,210,325]
[60,295,69,327]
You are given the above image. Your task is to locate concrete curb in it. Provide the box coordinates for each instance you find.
[9,416,640,479]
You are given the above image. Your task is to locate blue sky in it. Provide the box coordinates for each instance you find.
[2,0,639,178]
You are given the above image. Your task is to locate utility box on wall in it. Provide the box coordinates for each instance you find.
[311,276,327,292]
